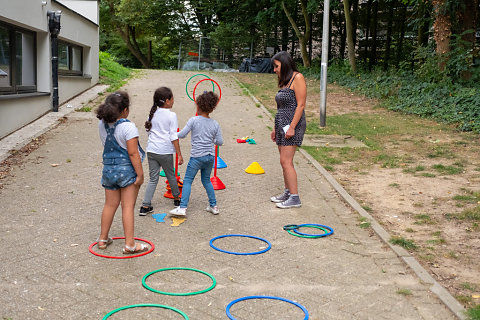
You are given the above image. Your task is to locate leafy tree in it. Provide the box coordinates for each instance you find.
[101,0,187,68]
[281,0,312,67]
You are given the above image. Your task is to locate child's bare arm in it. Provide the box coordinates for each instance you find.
[171,139,183,165]
[126,137,144,186]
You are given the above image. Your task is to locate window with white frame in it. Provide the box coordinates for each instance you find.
[0,23,36,94]
[59,41,83,75]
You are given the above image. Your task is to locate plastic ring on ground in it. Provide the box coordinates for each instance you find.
[102,303,188,320]
[226,295,309,320]
[89,237,154,259]
[286,224,334,238]
[193,78,222,103]
[185,73,214,101]
[287,226,328,238]
[283,224,299,231]
[142,267,216,296]
[209,234,271,255]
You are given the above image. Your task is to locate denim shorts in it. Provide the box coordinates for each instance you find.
[101,164,137,190]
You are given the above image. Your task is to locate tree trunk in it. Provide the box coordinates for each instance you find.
[432,0,451,69]
[352,0,359,47]
[338,8,346,59]
[396,3,407,67]
[343,0,356,71]
[369,0,378,70]
[384,1,394,71]
[281,0,311,67]
[364,0,372,65]
[417,0,430,47]
[105,0,151,68]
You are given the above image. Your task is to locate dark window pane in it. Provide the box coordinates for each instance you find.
[0,26,11,87]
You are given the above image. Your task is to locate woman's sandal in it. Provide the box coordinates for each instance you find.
[97,237,113,250]
[123,243,149,254]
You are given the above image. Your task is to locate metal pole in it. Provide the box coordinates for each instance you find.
[320,0,330,127]
[198,37,202,70]
[51,34,59,112]
[250,40,253,60]
[177,42,182,70]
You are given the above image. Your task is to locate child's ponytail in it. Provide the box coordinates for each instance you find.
[96,91,130,123]
[145,87,173,131]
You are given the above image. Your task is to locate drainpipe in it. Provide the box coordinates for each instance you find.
[47,11,61,112]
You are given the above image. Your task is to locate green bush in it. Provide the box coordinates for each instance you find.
[99,51,132,91]
[306,54,480,133]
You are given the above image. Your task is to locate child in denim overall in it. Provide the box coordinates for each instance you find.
[139,87,184,216]
[170,91,223,216]
[95,91,149,254]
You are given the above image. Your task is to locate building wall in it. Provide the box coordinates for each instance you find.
[0,0,99,139]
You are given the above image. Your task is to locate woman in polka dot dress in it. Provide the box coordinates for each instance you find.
[270,51,307,209]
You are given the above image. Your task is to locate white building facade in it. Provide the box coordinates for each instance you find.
[0,0,99,139]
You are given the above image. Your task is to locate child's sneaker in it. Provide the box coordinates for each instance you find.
[139,205,153,216]
[270,189,290,203]
[276,195,302,209]
[206,206,219,215]
[169,207,186,216]
[173,199,180,207]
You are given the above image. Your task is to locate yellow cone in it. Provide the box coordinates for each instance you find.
[245,161,265,174]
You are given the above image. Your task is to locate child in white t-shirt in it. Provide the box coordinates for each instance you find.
[96,91,149,254]
[139,87,183,215]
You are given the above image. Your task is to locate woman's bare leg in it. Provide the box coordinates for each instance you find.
[278,145,298,194]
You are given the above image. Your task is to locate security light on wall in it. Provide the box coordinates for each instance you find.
[41,1,47,6]
[47,10,62,35]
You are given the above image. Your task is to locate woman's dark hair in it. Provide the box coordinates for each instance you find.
[196,91,219,114]
[271,51,298,88]
[145,87,173,131]
[96,91,130,123]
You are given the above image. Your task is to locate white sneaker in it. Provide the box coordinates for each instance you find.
[170,207,186,216]
[206,206,219,215]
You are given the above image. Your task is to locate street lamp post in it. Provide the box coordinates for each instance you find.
[319,0,330,127]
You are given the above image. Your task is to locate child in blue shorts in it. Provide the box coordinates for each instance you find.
[95,91,149,254]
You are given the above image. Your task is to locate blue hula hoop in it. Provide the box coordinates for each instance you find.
[293,224,334,237]
[209,234,272,255]
[226,295,309,320]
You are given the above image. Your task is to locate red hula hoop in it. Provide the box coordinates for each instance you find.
[89,237,155,259]
[193,78,222,103]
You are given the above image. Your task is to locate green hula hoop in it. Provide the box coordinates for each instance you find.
[287,225,330,238]
[102,303,188,320]
[185,74,214,101]
[142,267,216,296]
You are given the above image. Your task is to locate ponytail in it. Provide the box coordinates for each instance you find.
[145,104,158,131]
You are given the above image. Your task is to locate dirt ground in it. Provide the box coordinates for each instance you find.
[235,71,479,308]
[306,81,480,307]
